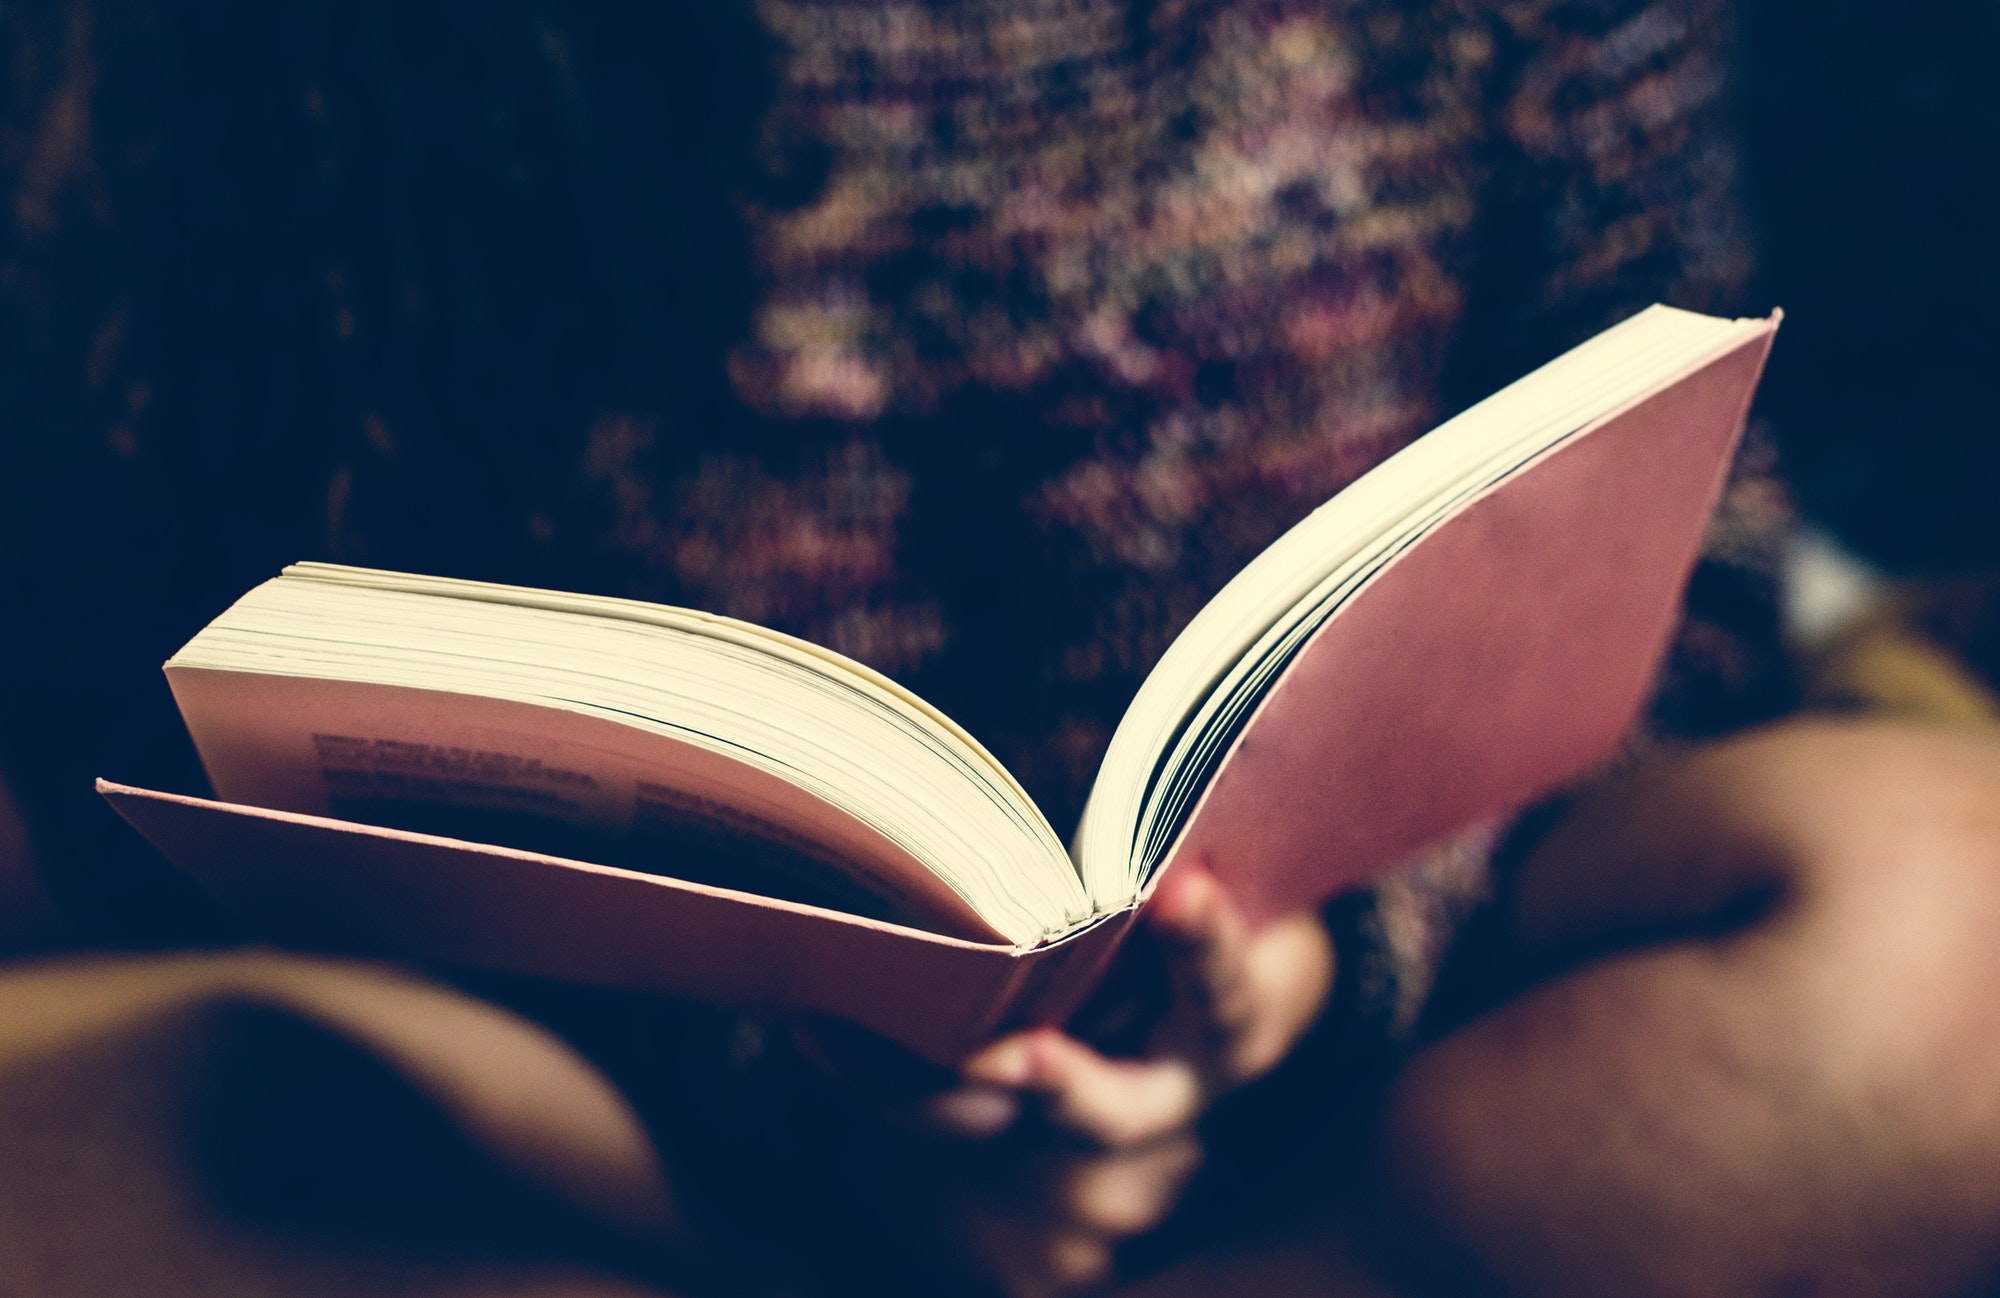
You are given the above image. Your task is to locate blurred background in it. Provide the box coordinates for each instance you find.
[1,0,1995,946]
[1736,0,2000,572]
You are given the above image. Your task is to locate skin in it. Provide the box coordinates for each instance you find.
[14,720,1995,1296]
[1379,718,2000,1297]
[942,866,1336,1295]
[872,718,2000,1298]
[796,862,1335,1297]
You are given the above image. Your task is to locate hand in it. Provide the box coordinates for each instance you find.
[1380,719,2000,1298]
[799,862,1334,1297]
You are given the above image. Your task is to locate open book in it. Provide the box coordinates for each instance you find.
[103,305,1777,1061]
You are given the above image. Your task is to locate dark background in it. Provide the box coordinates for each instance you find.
[2,0,1994,941]
[1736,0,2000,573]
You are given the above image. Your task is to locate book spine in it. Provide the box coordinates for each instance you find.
[972,907,1143,1043]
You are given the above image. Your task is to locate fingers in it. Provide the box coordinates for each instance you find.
[795,1013,1203,1149]
[1030,1032,1204,1147]
[1147,862,1336,1087]
[1148,864,1258,1053]
[961,1214,1117,1298]
[1230,908,1337,1078]
[948,867,1332,1149]
[954,1135,1203,1298]
[966,1028,1205,1148]
[1051,1131,1203,1237]
[794,869,1333,1298]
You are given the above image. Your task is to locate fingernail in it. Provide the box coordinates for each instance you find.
[965,1037,1035,1087]
[1152,868,1214,929]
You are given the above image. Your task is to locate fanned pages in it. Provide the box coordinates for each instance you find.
[103,304,1779,1060]
[165,572,1084,945]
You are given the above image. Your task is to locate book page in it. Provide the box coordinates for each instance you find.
[168,572,1095,945]
[169,667,1001,939]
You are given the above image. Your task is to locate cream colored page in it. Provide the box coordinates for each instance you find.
[1075,307,1770,895]
[283,562,1047,826]
[167,666,1011,943]
[171,575,1093,942]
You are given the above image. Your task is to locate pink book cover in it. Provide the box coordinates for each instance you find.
[100,313,1775,1058]
[1168,320,1777,923]
[98,779,1134,1064]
